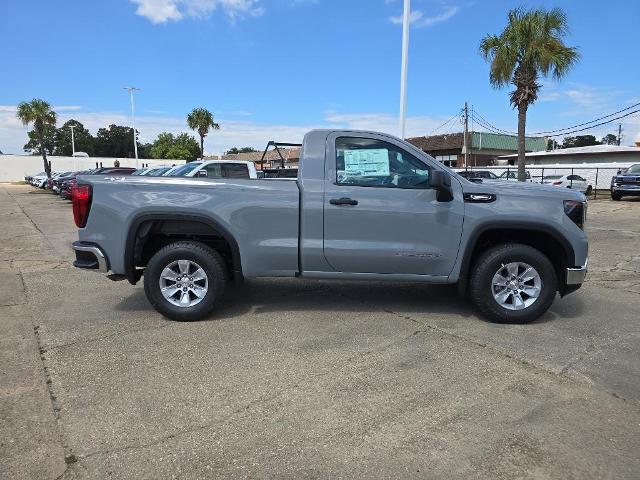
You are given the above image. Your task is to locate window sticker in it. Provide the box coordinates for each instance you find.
[344,149,390,177]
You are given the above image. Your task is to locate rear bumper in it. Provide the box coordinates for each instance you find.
[72,241,109,273]
[566,258,588,286]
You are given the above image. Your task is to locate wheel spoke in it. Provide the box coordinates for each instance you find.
[518,267,536,282]
[179,290,191,306]
[161,267,177,280]
[522,286,540,297]
[512,293,525,310]
[506,263,519,278]
[495,288,511,304]
[191,285,207,298]
[493,273,509,287]
[161,285,179,298]
[178,260,190,275]
[192,268,207,282]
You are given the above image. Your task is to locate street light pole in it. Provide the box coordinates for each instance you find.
[69,124,76,156]
[398,0,411,139]
[123,86,140,167]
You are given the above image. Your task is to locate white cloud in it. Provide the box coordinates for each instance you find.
[389,5,460,28]
[129,0,264,24]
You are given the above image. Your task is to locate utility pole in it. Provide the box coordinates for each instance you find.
[398,0,411,139]
[123,86,140,167]
[462,102,469,169]
[617,123,623,146]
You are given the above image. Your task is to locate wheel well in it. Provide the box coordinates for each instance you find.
[127,218,242,284]
[459,228,571,295]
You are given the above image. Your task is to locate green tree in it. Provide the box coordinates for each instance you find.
[480,7,579,181]
[94,124,137,158]
[23,124,56,156]
[54,120,95,156]
[16,99,57,177]
[601,133,619,145]
[562,135,599,149]
[150,132,200,161]
[227,146,257,154]
[186,108,220,160]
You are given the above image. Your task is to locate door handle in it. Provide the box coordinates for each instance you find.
[329,197,358,206]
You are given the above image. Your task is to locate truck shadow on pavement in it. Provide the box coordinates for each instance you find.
[114,278,585,325]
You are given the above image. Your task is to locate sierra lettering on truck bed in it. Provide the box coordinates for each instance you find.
[71,129,588,324]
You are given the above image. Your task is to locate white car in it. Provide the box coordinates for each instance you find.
[541,174,592,194]
[498,170,534,182]
[164,160,258,179]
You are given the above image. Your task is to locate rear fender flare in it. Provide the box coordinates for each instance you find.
[124,213,242,285]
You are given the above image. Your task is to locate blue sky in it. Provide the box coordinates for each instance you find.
[1,0,639,154]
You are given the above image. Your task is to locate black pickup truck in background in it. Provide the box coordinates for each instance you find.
[611,164,640,200]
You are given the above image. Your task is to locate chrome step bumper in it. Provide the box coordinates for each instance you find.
[566,258,588,285]
[72,241,108,273]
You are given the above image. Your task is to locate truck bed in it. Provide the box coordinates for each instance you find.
[78,175,300,277]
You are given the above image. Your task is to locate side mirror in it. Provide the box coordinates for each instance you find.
[429,170,453,202]
[197,170,208,178]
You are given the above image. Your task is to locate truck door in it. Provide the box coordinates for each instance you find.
[322,134,464,277]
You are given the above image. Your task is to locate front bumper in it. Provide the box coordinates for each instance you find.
[566,258,588,286]
[612,185,640,195]
[72,241,109,273]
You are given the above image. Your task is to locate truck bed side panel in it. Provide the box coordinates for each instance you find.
[78,177,300,277]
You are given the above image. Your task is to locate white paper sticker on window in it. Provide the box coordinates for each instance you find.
[344,149,390,177]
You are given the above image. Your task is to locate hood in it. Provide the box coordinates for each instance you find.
[457,177,585,201]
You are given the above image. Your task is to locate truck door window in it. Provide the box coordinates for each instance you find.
[336,137,430,189]
[221,163,250,179]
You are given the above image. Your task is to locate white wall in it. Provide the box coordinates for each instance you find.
[0,155,186,182]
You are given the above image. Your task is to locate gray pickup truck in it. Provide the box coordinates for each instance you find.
[71,129,588,324]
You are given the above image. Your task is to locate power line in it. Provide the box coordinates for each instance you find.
[472,102,640,138]
[544,109,640,137]
[427,109,463,136]
[532,101,640,135]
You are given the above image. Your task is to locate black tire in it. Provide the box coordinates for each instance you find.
[585,185,592,195]
[143,241,227,321]
[469,243,557,324]
[611,191,622,201]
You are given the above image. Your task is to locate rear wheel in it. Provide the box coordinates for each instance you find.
[143,241,227,321]
[469,243,557,324]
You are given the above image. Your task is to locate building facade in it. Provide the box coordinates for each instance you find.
[407,132,547,167]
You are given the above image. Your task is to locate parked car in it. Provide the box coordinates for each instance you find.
[30,172,50,188]
[164,160,258,179]
[541,175,593,194]
[71,129,588,325]
[499,170,533,182]
[611,164,640,200]
[456,170,499,182]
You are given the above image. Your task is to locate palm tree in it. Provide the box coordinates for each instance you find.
[16,99,57,178]
[187,108,220,160]
[480,7,579,181]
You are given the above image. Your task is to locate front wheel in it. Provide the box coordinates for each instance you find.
[585,185,592,195]
[469,243,557,324]
[611,191,622,201]
[143,241,227,321]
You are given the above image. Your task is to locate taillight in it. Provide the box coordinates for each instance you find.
[72,184,92,228]
[553,181,562,185]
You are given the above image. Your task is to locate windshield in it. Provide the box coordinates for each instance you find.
[626,164,640,173]
[545,175,562,179]
[149,167,171,176]
[166,162,202,176]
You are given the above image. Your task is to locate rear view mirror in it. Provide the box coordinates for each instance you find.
[197,170,208,178]
[429,170,453,202]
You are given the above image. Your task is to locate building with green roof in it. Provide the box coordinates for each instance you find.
[407,131,547,168]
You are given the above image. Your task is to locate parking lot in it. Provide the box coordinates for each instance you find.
[1,183,639,479]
